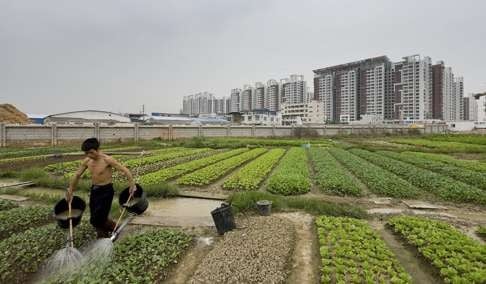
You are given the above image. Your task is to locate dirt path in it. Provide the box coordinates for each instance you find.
[368,220,442,284]
[164,235,217,284]
[278,212,320,284]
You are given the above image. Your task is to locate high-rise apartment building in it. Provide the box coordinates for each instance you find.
[461,94,478,121]
[230,88,241,113]
[313,56,391,123]
[390,55,432,121]
[265,79,280,112]
[240,85,253,112]
[281,75,306,105]
[182,92,217,116]
[253,82,265,110]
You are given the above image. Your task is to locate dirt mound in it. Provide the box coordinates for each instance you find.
[0,104,29,124]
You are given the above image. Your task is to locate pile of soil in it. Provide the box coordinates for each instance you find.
[189,216,295,283]
[0,104,29,124]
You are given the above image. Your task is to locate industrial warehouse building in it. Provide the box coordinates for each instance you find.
[43,110,131,125]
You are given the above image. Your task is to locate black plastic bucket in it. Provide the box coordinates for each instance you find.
[119,184,148,215]
[256,200,272,216]
[54,196,86,229]
[211,203,236,235]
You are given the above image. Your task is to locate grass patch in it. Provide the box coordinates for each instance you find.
[228,191,367,219]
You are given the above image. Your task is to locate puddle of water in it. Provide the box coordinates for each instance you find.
[146,198,222,218]
[0,178,23,187]
[131,198,223,227]
[196,236,214,246]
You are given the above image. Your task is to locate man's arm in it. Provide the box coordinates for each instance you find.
[106,156,137,194]
[66,159,88,201]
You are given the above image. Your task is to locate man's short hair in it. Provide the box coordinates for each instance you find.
[81,138,100,152]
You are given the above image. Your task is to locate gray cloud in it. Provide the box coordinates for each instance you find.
[1,0,485,115]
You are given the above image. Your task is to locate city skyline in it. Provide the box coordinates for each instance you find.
[183,53,474,123]
[1,1,485,115]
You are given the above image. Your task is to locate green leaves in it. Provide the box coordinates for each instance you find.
[48,229,191,284]
[0,206,52,240]
[267,147,311,195]
[328,148,418,198]
[316,216,411,284]
[177,148,267,186]
[373,150,486,205]
[139,148,248,186]
[0,199,17,211]
[0,222,95,283]
[223,148,286,191]
[309,148,362,196]
[389,216,486,284]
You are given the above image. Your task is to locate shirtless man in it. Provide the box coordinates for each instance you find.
[66,138,137,238]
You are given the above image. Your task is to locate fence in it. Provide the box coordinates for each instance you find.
[0,123,447,147]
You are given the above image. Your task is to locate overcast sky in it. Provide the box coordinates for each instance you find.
[1,0,485,115]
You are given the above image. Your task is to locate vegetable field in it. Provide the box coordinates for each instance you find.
[1,135,486,283]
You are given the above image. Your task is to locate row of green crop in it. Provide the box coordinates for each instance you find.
[309,148,362,196]
[351,149,486,205]
[399,151,486,172]
[43,147,176,175]
[267,147,311,195]
[0,146,78,160]
[174,137,332,148]
[0,145,142,162]
[426,134,486,146]
[381,151,486,191]
[120,147,189,168]
[177,148,267,186]
[0,221,96,283]
[316,216,411,284]
[388,216,486,284]
[223,148,286,191]
[0,206,52,239]
[44,155,126,175]
[139,148,247,186]
[48,229,191,284]
[0,199,17,211]
[328,148,418,198]
[391,138,486,153]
